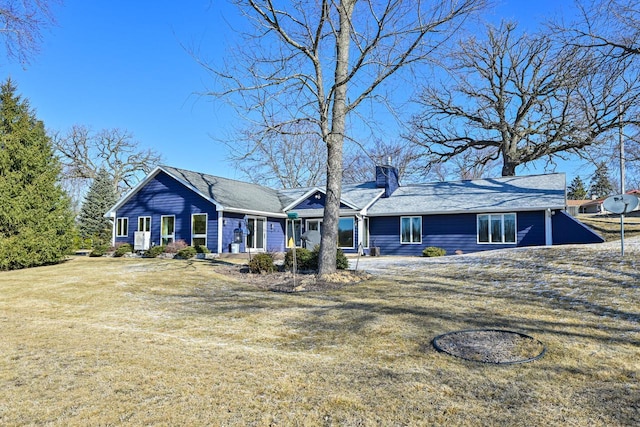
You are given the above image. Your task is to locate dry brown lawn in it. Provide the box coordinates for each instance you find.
[1,240,639,426]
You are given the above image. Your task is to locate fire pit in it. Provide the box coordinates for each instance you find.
[432,329,546,364]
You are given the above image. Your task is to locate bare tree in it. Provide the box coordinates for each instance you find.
[53,125,163,197]
[200,0,486,276]
[408,21,640,177]
[554,0,640,189]
[226,121,326,188]
[0,0,59,65]
[343,139,422,184]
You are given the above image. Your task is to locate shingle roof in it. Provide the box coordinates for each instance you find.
[161,165,289,214]
[367,173,566,216]
[109,166,566,218]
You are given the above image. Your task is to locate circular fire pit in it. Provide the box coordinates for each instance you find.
[432,329,546,364]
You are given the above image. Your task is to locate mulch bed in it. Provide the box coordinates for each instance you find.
[212,262,370,292]
[432,329,546,364]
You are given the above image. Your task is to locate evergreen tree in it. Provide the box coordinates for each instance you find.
[589,162,615,199]
[0,79,74,270]
[567,176,588,200]
[77,168,117,241]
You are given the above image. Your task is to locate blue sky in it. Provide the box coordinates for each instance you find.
[3,0,585,183]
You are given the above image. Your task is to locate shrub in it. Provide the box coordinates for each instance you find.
[248,253,275,273]
[176,246,197,259]
[194,245,210,254]
[165,240,188,254]
[144,245,166,258]
[284,247,313,271]
[336,248,349,270]
[113,243,133,257]
[422,246,446,257]
[89,244,108,257]
[284,246,349,271]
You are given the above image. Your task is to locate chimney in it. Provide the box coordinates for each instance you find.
[375,164,399,198]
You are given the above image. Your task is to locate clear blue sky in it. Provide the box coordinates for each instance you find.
[3,0,587,183]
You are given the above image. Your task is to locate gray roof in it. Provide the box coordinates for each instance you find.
[107,166,566,218]
[367,173,566,216]
[161,165,288,214]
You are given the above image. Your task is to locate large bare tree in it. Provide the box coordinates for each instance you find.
[0,0,59,65]
[554,0,640,189]
[225,121,327,188]
[409,21,640,176]
[53,125,162,199]
[202,0,486,276]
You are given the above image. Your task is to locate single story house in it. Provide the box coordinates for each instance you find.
[105,165,604,256]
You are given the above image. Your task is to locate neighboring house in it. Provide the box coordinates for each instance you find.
[105,165,603,256]
[568,190,640,215]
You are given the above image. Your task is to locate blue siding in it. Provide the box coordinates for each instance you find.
[115,172,219,252]
[552,210,604,244]
[293,191,350,210]
[369,211,547,256]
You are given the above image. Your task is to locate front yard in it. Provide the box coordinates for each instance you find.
[1,239,638,425]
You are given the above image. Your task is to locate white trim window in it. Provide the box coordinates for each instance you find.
[192,213,207,247]
[138,216,151,232]
[477,213,517,244]
[338,217,355,248]
[245,216,266,251]
[161,215,175,245]
[400,216,422,244]
[116,217,128,237]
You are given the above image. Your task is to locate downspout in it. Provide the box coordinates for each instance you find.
[217,210,224,254]
[545,209,553,246]
[356,214,364,255]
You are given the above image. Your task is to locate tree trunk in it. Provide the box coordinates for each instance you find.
[318,0,355,278]
[501,161,517,176]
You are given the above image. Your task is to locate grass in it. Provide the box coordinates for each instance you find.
[578,212,640,241]
[1,241,639,426]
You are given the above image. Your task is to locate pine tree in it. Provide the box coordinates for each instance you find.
[77,168,117,241]
[589,162,615,199]
[567,176,588,200]
[0,79,74,270]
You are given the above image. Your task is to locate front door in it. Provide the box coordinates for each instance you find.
[246,217,266,251]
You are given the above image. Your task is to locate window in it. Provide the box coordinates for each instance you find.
[116,217,128,237]
[477,213,516,244]
[306,219,322,233]
[400,216,422,244]
[286,219,302,248]
[192,214,207,247]
[161,215,175,245]
[246,217,266,250]
[338,217,354,248]
[138,216,151,232]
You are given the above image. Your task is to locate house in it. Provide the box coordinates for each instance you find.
[567,190,640,216]
[105,165,604,256]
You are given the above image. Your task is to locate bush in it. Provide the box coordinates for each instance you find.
[89,244,108,257]
[113,243,133,257]
[336,248,349,269]
[176,246,197,259]
[144,245,166,258]
[194,245,210,254]
[283,246,349,271]
[284,247,313,271]
[248,253,275,273]
[165,240,188,254]
[422,246,446,257]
